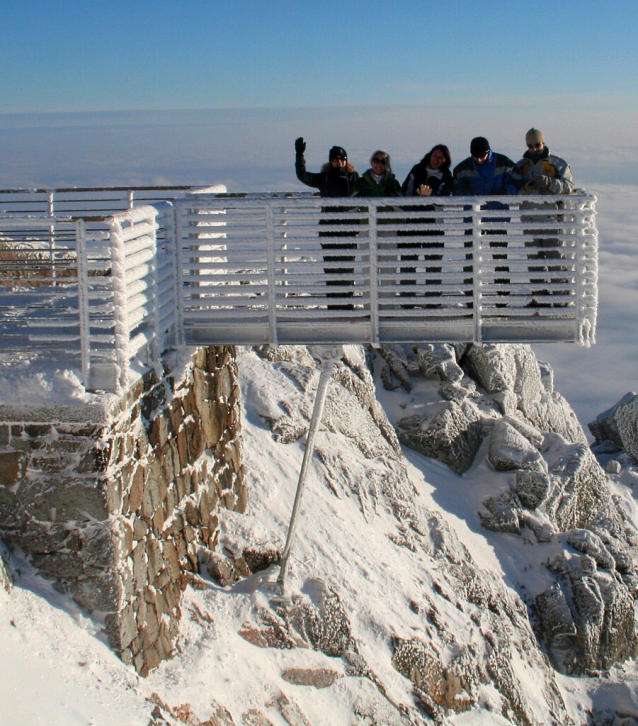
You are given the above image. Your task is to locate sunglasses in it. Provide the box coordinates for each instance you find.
[332,156,347,161]
[371,157,386,164]
[527,143,543,149]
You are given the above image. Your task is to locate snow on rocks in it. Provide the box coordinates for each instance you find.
[589,391,638,463]
[487,419,547,473]
[398,399,488,475]
[0,539,12,594]
[227,344,574,725]
[384,342,638,678]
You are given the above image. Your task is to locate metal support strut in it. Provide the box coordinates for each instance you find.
[277,345,344,591]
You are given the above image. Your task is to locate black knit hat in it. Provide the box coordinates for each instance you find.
[470,137,490,157]
[329,145,347,160]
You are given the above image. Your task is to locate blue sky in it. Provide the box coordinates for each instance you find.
[0,1,637,189]
[2,0,638,112]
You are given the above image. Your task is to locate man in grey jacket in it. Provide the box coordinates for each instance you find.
[509,128,574,194]
[510,129,574,307]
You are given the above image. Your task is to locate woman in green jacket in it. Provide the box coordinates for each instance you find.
[351,151,402,197]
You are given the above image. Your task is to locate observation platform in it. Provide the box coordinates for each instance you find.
[0,188,598,392]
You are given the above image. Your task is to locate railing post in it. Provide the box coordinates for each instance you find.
[576,197,598,347]
[48,191,56,285]
[369,201,379,343]
[107,216,131,394]
[147,209,162,375]
[266,202,278,345]
[75,219,91,389]
[472,200,483,343]
[173,203,185,347]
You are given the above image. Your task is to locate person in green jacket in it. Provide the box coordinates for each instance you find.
[351,151,403,197]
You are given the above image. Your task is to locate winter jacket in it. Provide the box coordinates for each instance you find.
[452,151,516,197]
[351,170,402,197]
[509,147,574,195]
[402,163,453,197]
[295,155,359,197]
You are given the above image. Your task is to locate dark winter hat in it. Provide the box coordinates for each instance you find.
[329,145,348,161]
[470,137,490,157]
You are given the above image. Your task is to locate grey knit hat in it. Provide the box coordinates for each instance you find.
[525,128,545,146]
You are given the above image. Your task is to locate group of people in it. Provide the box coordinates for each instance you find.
[294,129,573,199]
[294,130,574,310]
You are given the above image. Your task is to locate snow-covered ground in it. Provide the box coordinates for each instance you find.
[1,184,638,725]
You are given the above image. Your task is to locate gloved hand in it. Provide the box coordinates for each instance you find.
[295,137,306,155]
[534,175,559,194]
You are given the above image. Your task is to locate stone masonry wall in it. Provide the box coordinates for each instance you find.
[0,345,245,675]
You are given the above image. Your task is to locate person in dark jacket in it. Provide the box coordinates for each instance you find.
[453,137,516,307]
[295,138,359,196]
[295,138,359,309]
[399,145,453,306]
[402,144,453,197]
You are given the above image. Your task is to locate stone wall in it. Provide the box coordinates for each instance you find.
[0,345,245,675]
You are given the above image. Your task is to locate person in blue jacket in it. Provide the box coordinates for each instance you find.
[453,137,516,306]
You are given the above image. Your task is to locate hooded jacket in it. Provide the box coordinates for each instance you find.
[509,147,574,194]
[295,154,359,197]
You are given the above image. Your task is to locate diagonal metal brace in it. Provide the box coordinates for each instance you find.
[277,345,344,591]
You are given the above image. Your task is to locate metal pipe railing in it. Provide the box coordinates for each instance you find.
[0,191,599,392]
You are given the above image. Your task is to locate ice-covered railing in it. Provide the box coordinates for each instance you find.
[0,185,199,217]
[0,205,175,392]
[0,191,599,393]
[174,192,598,348]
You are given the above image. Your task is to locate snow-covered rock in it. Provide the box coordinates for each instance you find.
[385,342,638,678]
[0,539,11,594]
[229,344,574,725]
[398,400,488,475]
[589,391,638,462]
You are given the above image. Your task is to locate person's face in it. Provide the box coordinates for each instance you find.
[371,156,387,174]
[430,149,446,168]
[527,141,545,154]
[473,152,489,165]
[331,157,347,168]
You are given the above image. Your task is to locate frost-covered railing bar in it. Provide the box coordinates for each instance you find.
[176,192,598,348]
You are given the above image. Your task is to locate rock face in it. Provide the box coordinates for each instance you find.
[589,391,638,461]
[238,344,573,726]
[0,346,246,676]
[0,539,11,594]
[386,342,638,676]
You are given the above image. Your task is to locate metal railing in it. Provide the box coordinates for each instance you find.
[176,192,598,348]
[0,185,203,218]
[0,191,598,392]
[0,206,174,392]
